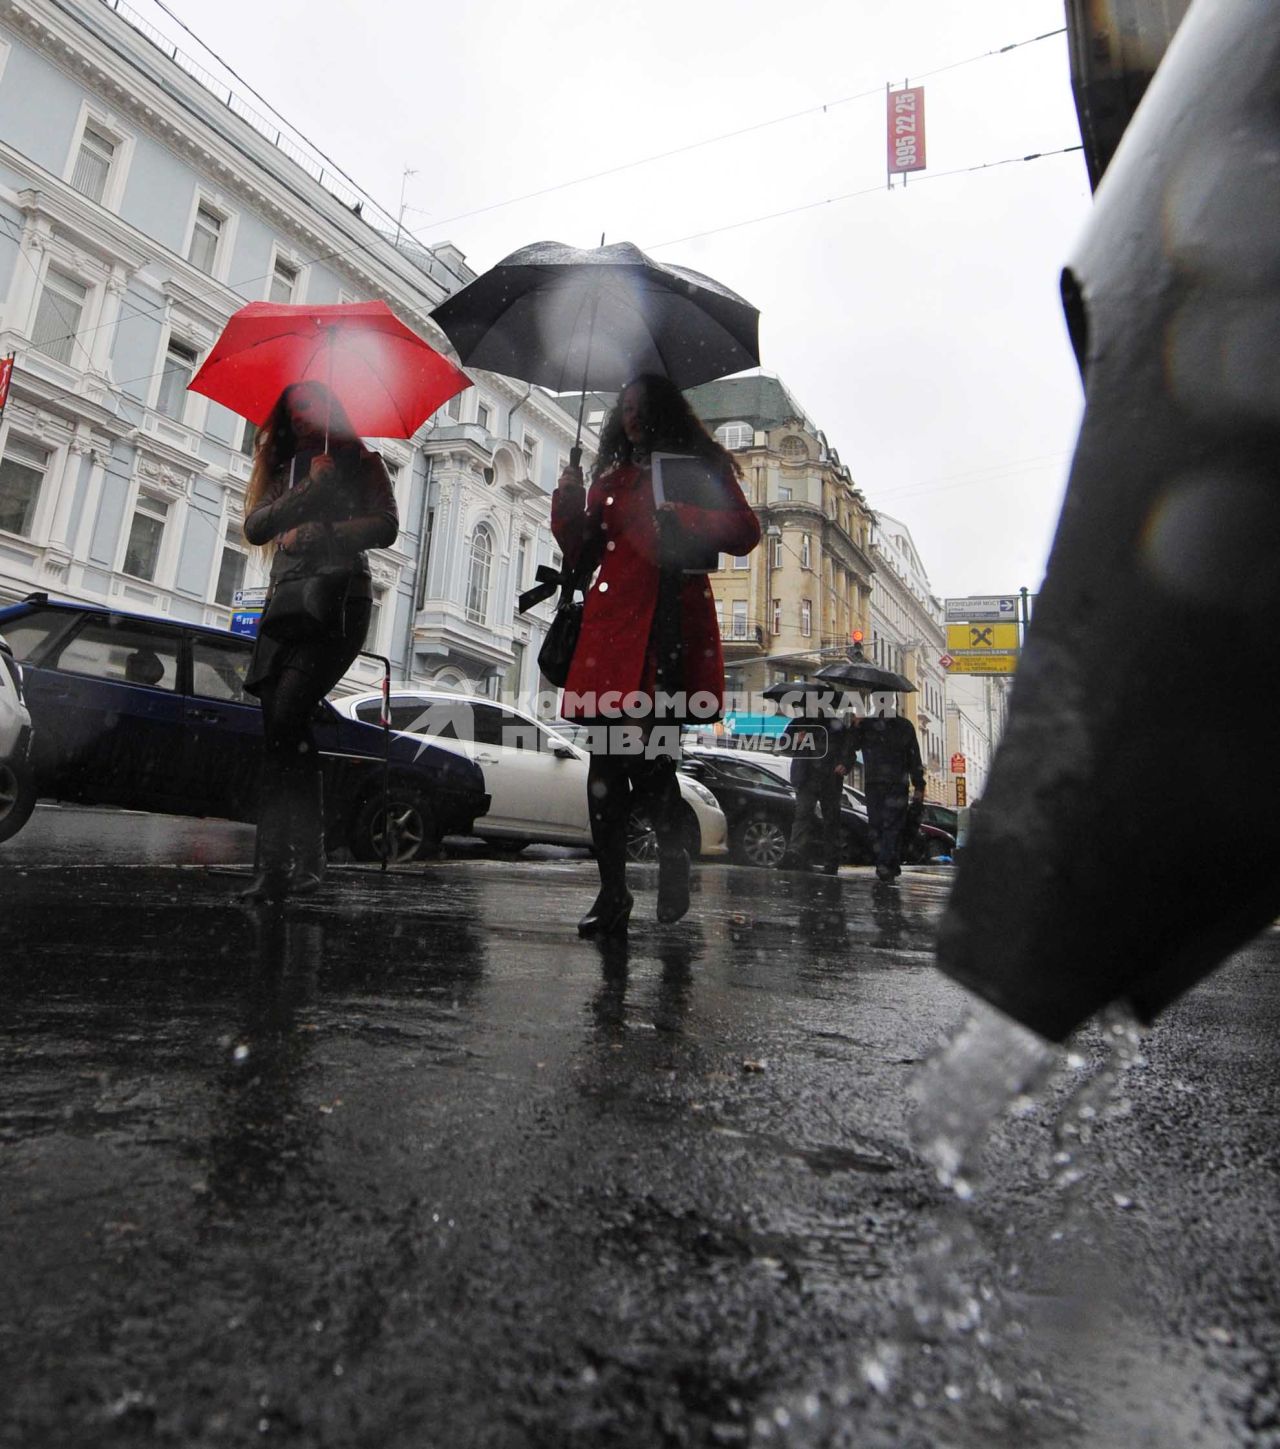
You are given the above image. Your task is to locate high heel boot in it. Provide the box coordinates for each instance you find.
[240,761,293,902]
[287,770,327,897]
[656,847,691,923]
[579,815,632,937]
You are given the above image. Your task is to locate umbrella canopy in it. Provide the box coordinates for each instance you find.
[430,240,760,396]
[813,659,916,694]
[189,300,471,439]
[761,678,835,706]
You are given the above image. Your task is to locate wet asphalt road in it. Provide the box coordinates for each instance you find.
[2,807,1279,1448]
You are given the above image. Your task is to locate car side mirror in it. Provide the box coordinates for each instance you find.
[552,744,575,760]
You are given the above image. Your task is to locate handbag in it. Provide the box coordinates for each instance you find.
[260,564,351,642]
[520,562,586,688]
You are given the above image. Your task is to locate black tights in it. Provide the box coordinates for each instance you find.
[586,747,683,890]
[257,666,323,780]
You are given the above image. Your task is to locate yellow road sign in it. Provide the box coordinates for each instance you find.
[945,652,1018,674]
[946,622,1019,652]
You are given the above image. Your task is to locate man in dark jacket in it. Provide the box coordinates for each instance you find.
[857,706,925,883]
[783,694,856,874]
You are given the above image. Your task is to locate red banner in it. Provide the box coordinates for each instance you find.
[0,356,13,413]
[887,86,927,174]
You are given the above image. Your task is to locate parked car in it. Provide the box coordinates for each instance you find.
[0,632,35,844]
[680,744,876,866]
[333,689,729,862]
[0,595,489,861]
[677,751,875,868]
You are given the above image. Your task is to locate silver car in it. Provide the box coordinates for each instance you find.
[333,690,729,862]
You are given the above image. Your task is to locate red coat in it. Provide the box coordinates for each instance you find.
[551,459,761,720]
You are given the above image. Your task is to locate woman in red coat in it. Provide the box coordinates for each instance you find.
[552,374,761,935]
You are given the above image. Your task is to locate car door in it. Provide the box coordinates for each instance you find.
[468,701,562,836]
[36,614,185,811]
[183,630,263,821]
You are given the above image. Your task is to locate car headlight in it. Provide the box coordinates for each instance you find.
[685,779,719,808]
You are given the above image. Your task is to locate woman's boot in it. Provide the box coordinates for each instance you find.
[579,817,632,937]
[288,770,327,897]
[240,762,293,902]
[656,847,691,923]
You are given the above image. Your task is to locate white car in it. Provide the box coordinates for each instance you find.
[333,690,729,861]
[0,633,35,844]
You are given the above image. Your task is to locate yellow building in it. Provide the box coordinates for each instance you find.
[684,374,875,715]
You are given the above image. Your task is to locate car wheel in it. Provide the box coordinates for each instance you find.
[0,759,37,845]
[733,815,789,869]
[350,786,436,863]
[681,806,702,859]
[626,809,659,863]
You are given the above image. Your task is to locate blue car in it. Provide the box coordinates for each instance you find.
[0,594,488,861]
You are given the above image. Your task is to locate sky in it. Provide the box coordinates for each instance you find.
[132,0,1094,603]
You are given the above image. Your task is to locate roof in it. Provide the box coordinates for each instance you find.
[684,374,814,432]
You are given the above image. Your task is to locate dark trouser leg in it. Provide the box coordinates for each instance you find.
[789,780,820,867]
[817,775,845,875]
[581,751,633,935]
[866,782,908,879]
[635,748,690,923]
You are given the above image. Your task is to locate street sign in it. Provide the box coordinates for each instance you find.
[955,776,967,806]
[944,595,1018,623]
[887,86,927,175]
[946,622,1019,653]
[950,753,966,774]
[233,586,268,609]
[946,652,1018,675]
[938,652,954,669]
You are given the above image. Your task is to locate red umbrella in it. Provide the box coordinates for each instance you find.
[189,300,470,439]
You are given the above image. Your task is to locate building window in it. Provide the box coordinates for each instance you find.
[418,507,435,609]
[444,390,461,420]
[800,533,812,569]
[515,535,527,595]
[123,495,169,581]
[714,421,753,451]
[32,268,88,366]
[268,258,298,304]
[522,434,539,478]
[188,203,223,274]
[771,536,782,569]
[800,599,812,638]
[71,123,115,203]
[732,554,750,571]
[477,402,492,432]
[714,598,724,635]
[0,438,49,538]
[771,598,781,635]
[214,527,247,606]
[466,525,493,623]
[781,435,806,460]
[731,599,748,639]
[778,484,792,502]
[156,339,198,421]
[239,417,259,456]
[365,590,384,650]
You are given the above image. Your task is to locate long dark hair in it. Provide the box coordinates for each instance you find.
[592,373,742,481]
[244,382,357,515]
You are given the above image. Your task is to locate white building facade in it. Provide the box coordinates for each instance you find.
[0,0,584,699]
[868,512,947,799]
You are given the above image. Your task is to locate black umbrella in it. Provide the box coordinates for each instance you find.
[761,679,836,706]
[813,658,916,694]
[431,239,760,457]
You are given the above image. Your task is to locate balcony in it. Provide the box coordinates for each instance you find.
[721,619,765,655]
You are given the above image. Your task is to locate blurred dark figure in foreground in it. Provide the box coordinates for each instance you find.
[858,705,925,884]
[783,695,854,875]
[939,0,1280,1039]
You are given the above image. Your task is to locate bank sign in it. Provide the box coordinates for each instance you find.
[230,586,267,639]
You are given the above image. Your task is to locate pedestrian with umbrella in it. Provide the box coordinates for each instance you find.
[814,644,923,884]
[433,242,763,936]
[766,681,855,875]
[552,376,760,934]
[189,301,469,902]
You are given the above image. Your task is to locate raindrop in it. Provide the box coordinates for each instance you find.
[232,1044,250,1063]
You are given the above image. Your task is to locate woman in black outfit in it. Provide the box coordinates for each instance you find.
[240,382,398,901]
